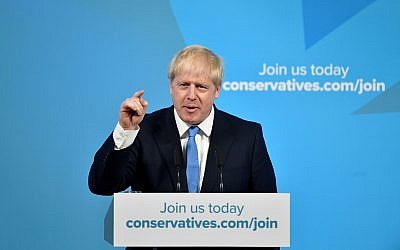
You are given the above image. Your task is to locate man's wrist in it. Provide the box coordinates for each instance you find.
[113,122,140,150]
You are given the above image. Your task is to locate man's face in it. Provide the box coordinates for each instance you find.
[170,73,221,125]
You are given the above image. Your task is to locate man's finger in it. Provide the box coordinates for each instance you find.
[132,90,145,99]
[121,99,142,114]
[129,100,144,115]
[139,96,148,107]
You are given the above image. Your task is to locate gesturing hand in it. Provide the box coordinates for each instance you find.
[119,90,148,130]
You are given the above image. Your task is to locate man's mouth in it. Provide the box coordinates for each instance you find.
[184,106,198,113]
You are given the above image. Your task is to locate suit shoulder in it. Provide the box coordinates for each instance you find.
[216,109,261,129]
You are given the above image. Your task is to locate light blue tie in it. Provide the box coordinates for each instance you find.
[186,126,199,193]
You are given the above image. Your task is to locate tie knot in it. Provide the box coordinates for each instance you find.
[188,126,199,137]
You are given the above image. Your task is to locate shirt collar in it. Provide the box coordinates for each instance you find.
[174,106,214,138]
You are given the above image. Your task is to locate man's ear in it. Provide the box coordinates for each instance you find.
[215,84,222,98]
[169,81,173,96]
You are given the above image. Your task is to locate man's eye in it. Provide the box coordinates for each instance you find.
[197,85,208,90]
[178,83,189,87]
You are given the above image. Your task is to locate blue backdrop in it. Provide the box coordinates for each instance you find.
[1,0,399,249]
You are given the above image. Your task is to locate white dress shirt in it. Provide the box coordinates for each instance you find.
[112,107,215,190]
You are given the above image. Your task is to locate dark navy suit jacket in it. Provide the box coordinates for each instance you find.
[89,106,277,194]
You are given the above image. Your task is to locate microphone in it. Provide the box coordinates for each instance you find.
[174,146,181,192]
[214,146,224,192]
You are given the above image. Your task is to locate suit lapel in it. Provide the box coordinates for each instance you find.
[152,106,188,192]
[201,108,235,192]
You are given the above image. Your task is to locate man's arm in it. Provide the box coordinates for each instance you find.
[88,90,148,195]
[88,133,136,195]
[250,124,277,192]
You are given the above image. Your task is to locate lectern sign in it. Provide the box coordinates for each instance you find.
[106,193,290,247]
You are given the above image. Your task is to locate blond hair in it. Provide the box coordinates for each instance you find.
[168,45,224,88]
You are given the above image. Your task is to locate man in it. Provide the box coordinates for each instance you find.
[89,45,278,249]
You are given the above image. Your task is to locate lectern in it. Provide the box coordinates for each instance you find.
[104,193,290,247]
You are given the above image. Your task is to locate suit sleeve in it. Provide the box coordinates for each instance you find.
[88,133,140,195]
[250,124,277,192]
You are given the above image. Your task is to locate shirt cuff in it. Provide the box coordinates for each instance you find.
[112,122,140,150]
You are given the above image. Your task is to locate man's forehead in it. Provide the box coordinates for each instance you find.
[173,72,212,83]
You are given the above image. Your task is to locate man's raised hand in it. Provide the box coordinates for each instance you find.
[119,90,148,130]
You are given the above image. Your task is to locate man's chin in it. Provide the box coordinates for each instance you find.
[181,114,201,125]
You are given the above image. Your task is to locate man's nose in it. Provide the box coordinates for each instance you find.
[187,85,197,100]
